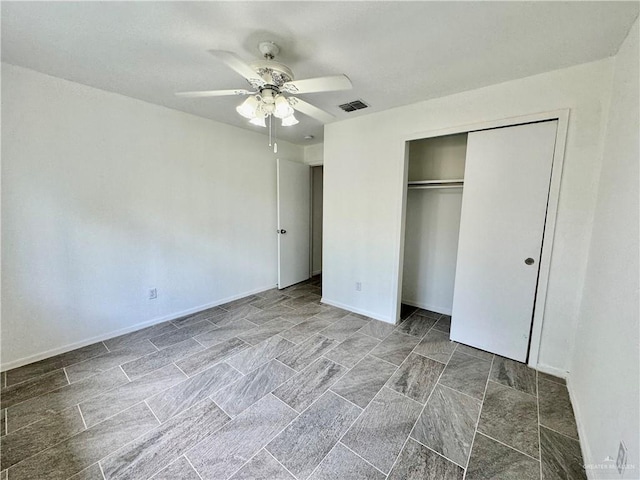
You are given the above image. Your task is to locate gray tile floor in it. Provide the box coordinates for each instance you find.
[0,277,587,479]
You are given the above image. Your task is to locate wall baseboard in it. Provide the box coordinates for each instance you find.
[401,299,452,315]
[321,297,394,324]
[537,370,595,479]
[566,377,596,480]
[535,363,569,380]
[311,269,322,276]
[1,284,277,372]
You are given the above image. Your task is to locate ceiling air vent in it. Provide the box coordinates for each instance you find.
[338,100,369,112]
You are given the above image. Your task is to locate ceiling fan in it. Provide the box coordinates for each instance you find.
[176,41,352,128]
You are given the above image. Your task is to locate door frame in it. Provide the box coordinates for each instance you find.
[393,109,570,368]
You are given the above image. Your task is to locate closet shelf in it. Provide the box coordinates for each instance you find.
[408,179,464,190]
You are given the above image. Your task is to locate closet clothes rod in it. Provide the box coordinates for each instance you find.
[408,184,464,190]
[408,179,464,185]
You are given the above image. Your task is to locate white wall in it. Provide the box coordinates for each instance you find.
[402,134,467,314]
[1,63,303,369]
[304,143,324,166]
[323,58,613,372]
[569,18,639,479]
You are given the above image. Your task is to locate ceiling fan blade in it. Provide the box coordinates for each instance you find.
[176,89,252,98]
[289,97,335,123]
[208,50,264,87]
[282,75,352,94]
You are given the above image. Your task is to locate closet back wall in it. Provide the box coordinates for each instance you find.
[402,134,467,314]
[1,64,303,369]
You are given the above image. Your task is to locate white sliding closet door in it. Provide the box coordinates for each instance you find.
[451,121,557,362]
[277,158,311,289]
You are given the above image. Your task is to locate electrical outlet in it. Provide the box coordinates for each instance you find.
[355,282,362,291]
[149,288,157,300]
[617,441,627,475]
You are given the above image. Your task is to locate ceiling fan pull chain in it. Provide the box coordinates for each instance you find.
[274,118,278,153]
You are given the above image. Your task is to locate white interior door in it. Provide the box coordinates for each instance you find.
[277,158,311,289]
[451,121,558,362]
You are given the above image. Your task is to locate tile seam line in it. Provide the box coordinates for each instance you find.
[356,329,393,342]
[381,384,426,409]
[144,399,163,425]
[77,404,88,430]
[118,365,132,383]
[272,390,368,478]
[2,371,74,410]
[538,423,581,442]
[475,431,541,462]
[410,349,447,366]
[338,441,388,477]
[409,434,467,470]
[267,448,303,480]
[208,396,235,420]
[318,354,351,371]
[486,378,538,398]
[8,400,156,475]
[327,389,366,412]
[101,398,224,479]
[537,371,543,480]
[400,347,455,474]
[182,455,205,480]
[436,380,485,403]
[363,353,397,369]
[450,348,493,364]
[64,345,161,384]
[537,375,566,386]
[455,347,495,362]
[184,394,296,477]
[146,456,188,480]
[81,394,163,428]
[5,367,132,434]
[271,365,352,416]
[1,405,89,472]
[464,354,495,474]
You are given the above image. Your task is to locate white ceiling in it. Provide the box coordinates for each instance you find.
[2,2,638,145]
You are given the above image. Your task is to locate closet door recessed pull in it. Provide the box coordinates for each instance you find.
[525,258,535,265]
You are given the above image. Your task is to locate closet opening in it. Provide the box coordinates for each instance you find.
[401,133,467,319]
[396,112,569,367]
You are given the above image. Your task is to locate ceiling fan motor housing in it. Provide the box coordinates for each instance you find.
[250,60,294,88]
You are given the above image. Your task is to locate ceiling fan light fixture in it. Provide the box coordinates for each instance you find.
[274,95,294,119]
[281,114,299,127]
[249,116,267,127]
[236,95,260,119]
[177,43,353,148]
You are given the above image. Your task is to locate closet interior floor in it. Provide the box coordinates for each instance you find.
[1,278,587,480]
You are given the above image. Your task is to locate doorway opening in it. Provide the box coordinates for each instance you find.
[310,166,323,277]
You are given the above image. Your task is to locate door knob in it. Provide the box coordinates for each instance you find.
[525,258,535,265]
